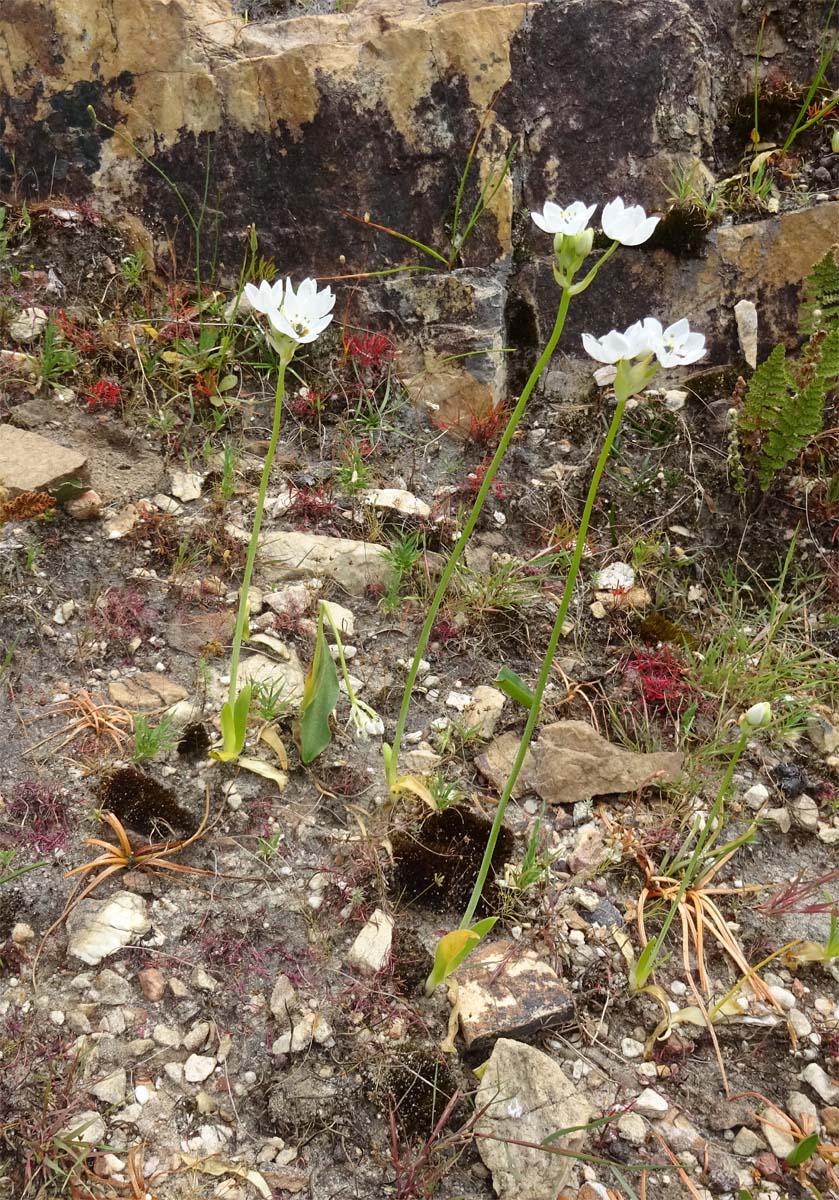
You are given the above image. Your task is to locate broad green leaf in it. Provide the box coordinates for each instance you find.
[786,1132,819,1167]
[424,916,497,995]
[298,616,339,764]
[211,683,252,762]
[233,683,252,747]
[494,666,534,710]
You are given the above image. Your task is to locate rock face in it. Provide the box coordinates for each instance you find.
[2,0,835,401]
[474,1037,592,1199]
[476,720,683,805]
[0,425,88,496]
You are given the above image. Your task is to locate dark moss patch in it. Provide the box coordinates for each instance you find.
[384,1048,461,1141]
[650,203,718,258]
[390,926,433,996]
[638,613,697,650]
[97,767,198,839]
[177,723,211,760]
[390,806,513,915]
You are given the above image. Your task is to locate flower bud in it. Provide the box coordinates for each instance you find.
[740,701,772,730]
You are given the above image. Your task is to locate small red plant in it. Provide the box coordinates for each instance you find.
[2,781,72,855]
[432,616,461,643]
[91,587,156,648]
[288,386,325,420]
[288,485,336,529]
[460,456,505,500]
[624,645,695,715]
[84,379,122,409]
[56,311,102,355]
[343,330,395,368]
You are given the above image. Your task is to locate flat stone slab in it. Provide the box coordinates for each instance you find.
[259,530,389,595]
[0,424,88,496]
[109,673,189,710]
[476,720,683,805]
[457,938,574,1059]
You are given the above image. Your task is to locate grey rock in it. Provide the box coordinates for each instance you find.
[476,721,682,805]
[269,975,297,1027]
[474,1038,591,1199]
[66,892,150,966]
[259,530,389,595]
[184,1054,216,1083]
[347,908,393,975]
[0,424,88,497]
[89,1068,127,1105]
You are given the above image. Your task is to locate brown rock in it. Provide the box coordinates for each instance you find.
[457,938,574,1059]
[476,720,682,805]
[137,966,166,1002]
[108,673,189,709]
[0,425,88,497]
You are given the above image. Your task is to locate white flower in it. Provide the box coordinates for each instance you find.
[581,319,654,364]
[350,699,385,741]
[601,196,660,246]
[741,701,772,729]
[646,317,706,367]
[243,278,285,315]
[264,277,335,345]
[531,200,597,236]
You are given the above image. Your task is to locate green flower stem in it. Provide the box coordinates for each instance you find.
[227,359,288,708]
[386,286,574,784]
[459,388,629,930]
[320,602,357,704]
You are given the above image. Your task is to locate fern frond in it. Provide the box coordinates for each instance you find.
[799,246,839,336]
[738,344,794,442]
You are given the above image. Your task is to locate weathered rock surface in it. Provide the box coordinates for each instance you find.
[457,939,574,1058]
[108,672,189,709]
[476,720,682,804]
[65,892,151,965]
[259,530,389,595]
[474,1038,592,1199]
[0,425,88,496]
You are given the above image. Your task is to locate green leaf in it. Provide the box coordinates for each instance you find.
[494,666,534,710]
[786,1132,819,1167]
[424,916,497,995]
[211,683,252,761]
[298,612,340,764]
[51,479,88,503]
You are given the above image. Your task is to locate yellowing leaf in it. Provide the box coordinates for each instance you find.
[238,757,287,790]
[259,723,288,768]
[392,773,437,809]
[178,1155,271,1198]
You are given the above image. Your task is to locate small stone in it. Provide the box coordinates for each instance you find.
[634,1088,669,1117]
[734,299,758,369]
[183,1021,212,1052]
[617,1111,646,1146]
[801,1062,839,1103]
[445,689,472,712]
[732,1126,765,1155]
[88,1068,127,1105]
[760,1107,796,1158]
[321,599,355,637]
[788,1091,819,1128]
[137,966,165,1002]
[164,1063,184,1084]
[763,807,791,833]
[789,1008,812,1038]
[65,489,103,520]
[9,306,48,342]
[184,1054,216,1083]
[59,1110,106,1145]
[49,1009,65,1026]
[743,783,770,809]
[821,1105,839,1136]
[134,1084,151,1105]
[66,893,150,966]
[108,672,188,710]
[153,1024,181,1047]
[11,922,34,943]
[462,685,506,739]
[403,743,443,774]
[621,1038,645,1060]
[190,965,218,993]
[347,908,393,974]
[768,985,796,1011]
[169,469,203,501]
[791,794,819,832]
[360,487,430,518]
[270,975,297,1026]
[272,1011,334,1055]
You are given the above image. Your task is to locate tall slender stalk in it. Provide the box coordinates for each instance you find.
[385,287,572,783]
[460,390,629,928]
[227,361,287,707]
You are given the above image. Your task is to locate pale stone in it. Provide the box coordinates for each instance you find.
[759,1107,796,1158]
[108,672,188,710]
[66,892,150,966]
[801,1062,839,1103]
[9,306,48,342]
[461,685,506,739]
[347,908,394,975]
[59,1110,106,1145]
[474,1038,591,1199]
[360,488,430,518]
[791,794,819,832]
[732,1126,765,1156]
[89,1068,127,1105]
[169,469,203,501]
[259,530,389,595]
[272,1012,334,1056]
[734,299,758,368]
[0,424,88,496]
[743,783,770,809]
[321,600,355,638]
[184,1054,216,1083]
[634,1088,669,1117]
[617,1112,646,1146]
[477,721,682,805]
[270,975,297,1027]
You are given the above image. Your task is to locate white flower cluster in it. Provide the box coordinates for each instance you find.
[244,276,335,346]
